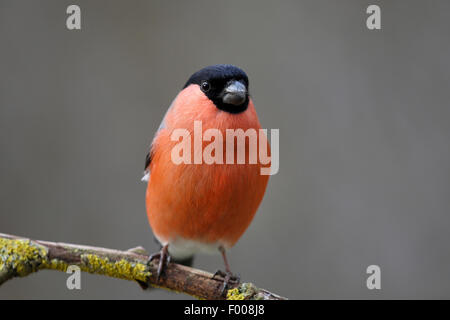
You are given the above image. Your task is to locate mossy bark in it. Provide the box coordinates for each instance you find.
[0,233,286,300]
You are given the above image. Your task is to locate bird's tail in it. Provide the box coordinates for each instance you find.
[172,255,194,268]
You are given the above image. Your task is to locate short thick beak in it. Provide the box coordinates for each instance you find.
[222,80,247,106]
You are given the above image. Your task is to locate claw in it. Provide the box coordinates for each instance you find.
[212,269,225,280]
[147,244,170,283]
[213,246,240,297]
[211,269,240,297]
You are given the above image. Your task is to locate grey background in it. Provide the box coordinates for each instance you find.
[1,0,450,299]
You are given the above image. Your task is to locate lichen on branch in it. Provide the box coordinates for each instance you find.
[0,238,48,280]
[0,237,150,284]
[0,233,286,300]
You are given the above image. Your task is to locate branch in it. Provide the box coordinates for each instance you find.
[0,233,286,300]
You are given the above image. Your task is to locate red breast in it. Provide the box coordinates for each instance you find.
[145,84,269,249]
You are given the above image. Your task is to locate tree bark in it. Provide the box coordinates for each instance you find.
[0,233,286,300]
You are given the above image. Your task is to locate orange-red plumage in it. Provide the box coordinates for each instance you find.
[146,84,269,251]
[144,65,270,279]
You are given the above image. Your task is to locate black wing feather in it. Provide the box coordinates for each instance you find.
[145,151,152,170]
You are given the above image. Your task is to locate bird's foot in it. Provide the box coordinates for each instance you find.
[212,269,240,297]
[147,244,170,283]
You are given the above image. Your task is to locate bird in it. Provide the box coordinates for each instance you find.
[143,64,270,295]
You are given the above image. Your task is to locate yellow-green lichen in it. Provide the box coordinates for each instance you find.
[0,238,150,284]
[81,254,150,282]
[227,283,260,300]
[0,238,48,277]
[227,288,246,300]
[41,258,70,272]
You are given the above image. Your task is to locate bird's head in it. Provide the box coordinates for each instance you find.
[183,64,249,114]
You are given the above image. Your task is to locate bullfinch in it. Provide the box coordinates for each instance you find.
[143,64,270,295]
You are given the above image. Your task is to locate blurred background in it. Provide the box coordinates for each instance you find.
[1,0,450,299]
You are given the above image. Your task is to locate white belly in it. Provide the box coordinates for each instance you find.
[157,236,224,260]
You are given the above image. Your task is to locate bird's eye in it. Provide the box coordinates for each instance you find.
[200,80,211,92]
